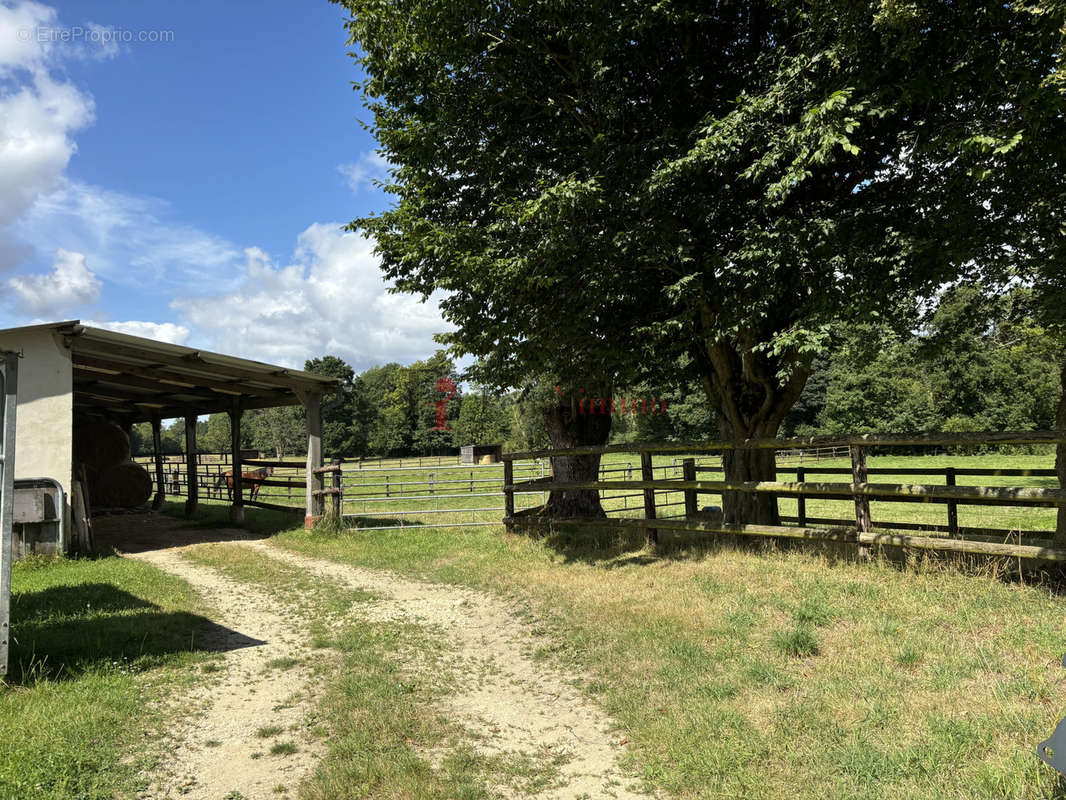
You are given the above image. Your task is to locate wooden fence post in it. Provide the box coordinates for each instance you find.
[228,398,244,525]
[184,415,198,517]
[683,458,697,517]
[641,452,658,546]
[150,416,165,510]
[945,467,959,538]
[331,458,342,519]
[503,458,515,533]
[851,445,871,559]
[797,466,807,527]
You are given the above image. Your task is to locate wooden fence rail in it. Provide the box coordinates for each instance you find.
[502,430,1066,562]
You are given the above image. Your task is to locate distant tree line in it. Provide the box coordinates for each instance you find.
[133,285,1061,460]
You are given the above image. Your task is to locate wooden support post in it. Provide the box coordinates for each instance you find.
[184,415,198,518]
[302,392,323,528]
[331,458,342,519]
[945,467,959,538]
[1056,382,1066,547]
[797,466,807,527]
[150,416,165,510]
[503,458,515,532]
[641,452,658,546]
[683,458,698,517]
[851,445,871,559]
[228,399,244,525]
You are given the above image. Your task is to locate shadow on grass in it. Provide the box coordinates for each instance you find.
[159,500,298,536]
[532,517,1066,593]
[8,582,264,685]
[535,522,651,565]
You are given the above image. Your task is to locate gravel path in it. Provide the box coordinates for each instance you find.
[108,514,647,799]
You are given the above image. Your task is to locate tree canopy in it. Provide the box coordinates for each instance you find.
[335,0,1066,521]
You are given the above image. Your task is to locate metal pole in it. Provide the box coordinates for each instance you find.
[0,352,19,677]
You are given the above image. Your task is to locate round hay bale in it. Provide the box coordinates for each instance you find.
[74,422,130,473]
[90,462,153,509]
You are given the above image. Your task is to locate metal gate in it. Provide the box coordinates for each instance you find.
[0,351,18,676]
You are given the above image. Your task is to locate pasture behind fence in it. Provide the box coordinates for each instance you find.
[502,431,1066,562]
[138,452,552,529]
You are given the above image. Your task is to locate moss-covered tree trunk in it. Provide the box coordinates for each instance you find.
[699,331,811,525]
[542,398,613,519]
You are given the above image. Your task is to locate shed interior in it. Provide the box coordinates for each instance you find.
[2,322,339,554]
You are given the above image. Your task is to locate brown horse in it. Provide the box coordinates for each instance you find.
[214,466,273,500]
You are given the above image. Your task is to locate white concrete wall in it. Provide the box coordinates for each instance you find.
[0,328,73,521]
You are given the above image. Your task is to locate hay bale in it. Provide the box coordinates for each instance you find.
[74,422,130,473]
[90,462,153,509]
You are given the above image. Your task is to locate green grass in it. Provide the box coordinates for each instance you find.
[141,451,1066,798]
[0,555,214,799]
[771,626,820,657]
[271,513,1066,800]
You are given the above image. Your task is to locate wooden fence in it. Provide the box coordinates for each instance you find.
[136,454,313,514]
[502,431,1066,562]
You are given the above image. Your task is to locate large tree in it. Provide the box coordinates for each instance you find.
[337,0,1066,523]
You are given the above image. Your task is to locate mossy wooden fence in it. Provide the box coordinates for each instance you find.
[502,431,1066,562]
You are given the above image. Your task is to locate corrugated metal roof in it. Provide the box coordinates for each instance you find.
[1,321,341,422]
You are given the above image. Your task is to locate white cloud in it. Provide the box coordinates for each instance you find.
[0,1,55,73]
[0,3,450,372]
[171,223,453,370]
[338,151,390,193]
[16,181,245,288]
[0,1,105,272]
[89,319,191,344]
[7,247,99,314]
[0,2,117,72]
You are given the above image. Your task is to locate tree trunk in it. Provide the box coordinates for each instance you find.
[542,398,612,519]
[695,324,812,526]
[1056,362,1066,547]
[720,437,782,525]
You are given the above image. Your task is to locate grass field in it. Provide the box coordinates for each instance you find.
[271,517,1066,799]
[0,555,215,799]
[10,451,1061,798]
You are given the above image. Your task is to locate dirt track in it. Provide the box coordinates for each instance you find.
[103,515,647,799]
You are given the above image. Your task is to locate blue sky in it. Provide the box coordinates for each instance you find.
[0,0,450,369]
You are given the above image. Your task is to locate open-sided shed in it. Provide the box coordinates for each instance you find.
[0,321,340,553]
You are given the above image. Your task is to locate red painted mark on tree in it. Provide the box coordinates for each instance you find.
[555,385,668,415]
[430,377,457,431]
